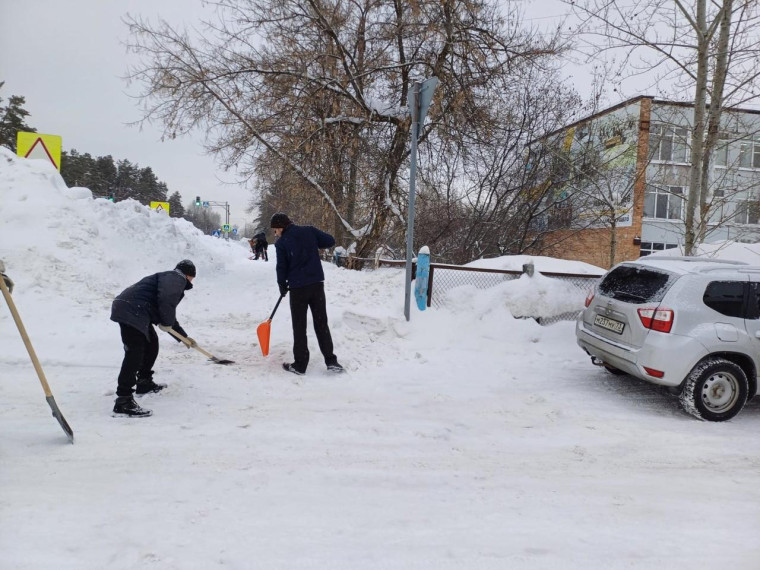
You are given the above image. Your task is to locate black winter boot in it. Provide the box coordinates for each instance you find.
[135,380,167,395]
[113,397,152,418]
[282,362,305,375]
[135,371,167,395]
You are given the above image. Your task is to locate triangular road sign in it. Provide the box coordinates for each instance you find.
[17,132,62,171]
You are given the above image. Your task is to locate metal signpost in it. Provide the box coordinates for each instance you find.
[404,77,438,321]
[199,199,231,239]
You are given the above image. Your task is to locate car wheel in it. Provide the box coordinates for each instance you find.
[603,364,626,376]
[679,358,748,422]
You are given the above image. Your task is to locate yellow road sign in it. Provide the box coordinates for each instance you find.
[17,132,62,171]
[150,201,170,215]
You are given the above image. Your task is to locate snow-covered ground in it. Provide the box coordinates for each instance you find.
[2,149,760,569]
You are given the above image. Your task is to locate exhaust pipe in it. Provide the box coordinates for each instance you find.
[591,356,605,367]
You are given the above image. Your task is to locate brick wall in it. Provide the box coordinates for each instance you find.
[528,98,653,270]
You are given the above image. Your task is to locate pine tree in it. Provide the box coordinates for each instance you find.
[0,82,36,152]
[168,191,185,218]
[115,159,137,201]
[93,155,117,196]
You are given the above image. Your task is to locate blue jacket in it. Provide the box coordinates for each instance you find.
[110,269,191,340]
[275,224,335,289]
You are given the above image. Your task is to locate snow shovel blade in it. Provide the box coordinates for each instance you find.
[209,356,234,365]
[257,320,271,357]
[46,395,74,444]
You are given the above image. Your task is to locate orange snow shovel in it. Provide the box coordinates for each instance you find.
[257,294,285,357]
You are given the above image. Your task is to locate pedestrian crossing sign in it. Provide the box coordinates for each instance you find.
[150,201,170,215]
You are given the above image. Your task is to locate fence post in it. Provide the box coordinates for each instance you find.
[522,262,535,277]
[427,266,434,307]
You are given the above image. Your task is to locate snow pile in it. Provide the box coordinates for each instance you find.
[465,253,604,274]
[2,149,759,569]
[437,272,589,320]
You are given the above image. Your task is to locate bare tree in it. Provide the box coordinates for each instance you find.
[561,0,760,254]
[125,0,565,258]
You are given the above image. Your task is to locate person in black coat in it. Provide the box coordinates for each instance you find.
[271,213,343,375]
[254,232,269,261]
[109,260,197,417]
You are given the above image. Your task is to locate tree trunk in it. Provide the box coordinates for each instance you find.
[683,0,708,256]
[698,0,733,242]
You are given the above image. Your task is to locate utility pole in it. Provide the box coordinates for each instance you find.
[404,77,438,321]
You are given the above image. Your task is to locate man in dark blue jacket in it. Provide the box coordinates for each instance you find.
[271,213,344,375]
[109,260,197,417]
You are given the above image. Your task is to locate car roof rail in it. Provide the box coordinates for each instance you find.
[642,255,747,265]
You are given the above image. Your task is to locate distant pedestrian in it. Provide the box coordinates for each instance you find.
[109,260,197,417]
[254,232,269,261]
[271,213,344,375]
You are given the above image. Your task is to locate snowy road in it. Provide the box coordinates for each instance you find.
[2,149,759,568]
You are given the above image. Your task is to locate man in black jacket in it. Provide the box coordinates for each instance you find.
[271,213,343,375]
[110,260,197,417]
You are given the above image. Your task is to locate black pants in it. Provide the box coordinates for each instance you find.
[289,281,337,372]
[116,323,159,397]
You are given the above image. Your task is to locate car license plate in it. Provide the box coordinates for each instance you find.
[594,314,625,334]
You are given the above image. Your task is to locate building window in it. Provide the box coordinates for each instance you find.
[714,132,730,167]
[640,242,678,256]
[644,186,685,220]
[709,189,727,223]
[738,135,760,168]
[734,200,760,225]
[651,124,689,163]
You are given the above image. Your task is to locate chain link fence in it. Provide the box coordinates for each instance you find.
[332,255,603,326]
[425,265,601,325]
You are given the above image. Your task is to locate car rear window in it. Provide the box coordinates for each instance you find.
[703,281,746,318]
[598,265,673,303]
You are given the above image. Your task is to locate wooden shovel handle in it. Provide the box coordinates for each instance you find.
[0,275,54,397]
[162,326,217,360]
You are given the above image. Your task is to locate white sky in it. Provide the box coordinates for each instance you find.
[0,0,585,232]
[0,0,253,228]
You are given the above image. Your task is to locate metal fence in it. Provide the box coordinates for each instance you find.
[423,264,601,325]
[336,256,603,325]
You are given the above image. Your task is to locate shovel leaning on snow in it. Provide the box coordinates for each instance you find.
[0,276,74,443]
[164,328,235,365]
[256,294,285,357]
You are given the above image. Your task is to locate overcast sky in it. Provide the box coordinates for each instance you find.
[1,1,578,231]
[0,0,255,228]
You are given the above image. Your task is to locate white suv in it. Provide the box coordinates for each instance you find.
[576,256,760,421]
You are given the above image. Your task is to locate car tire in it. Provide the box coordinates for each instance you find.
[679,358,748,422]
[603,364,626,376]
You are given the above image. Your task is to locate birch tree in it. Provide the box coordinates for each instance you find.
[561,0,760,254]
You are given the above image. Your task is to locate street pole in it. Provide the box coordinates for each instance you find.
[403,77,438,321]
[404,83,421,322]
[205,200,231,240]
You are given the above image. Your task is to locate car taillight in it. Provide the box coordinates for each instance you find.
[643,366,665,378]
[585,290,595,308]
[637,308,674,333]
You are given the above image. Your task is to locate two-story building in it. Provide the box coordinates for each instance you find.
[529,96,760,268]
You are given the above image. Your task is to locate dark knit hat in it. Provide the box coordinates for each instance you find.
[270,212,292,229]
[175,259,196,277]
